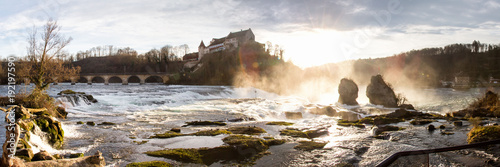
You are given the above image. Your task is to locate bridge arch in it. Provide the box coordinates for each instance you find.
[128,76,141,84]
[108,76,122,83]
[92,76,105,83]
[78,77,88,83]
[145,76,163,83]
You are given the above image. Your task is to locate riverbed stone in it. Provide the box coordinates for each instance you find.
[170,128,181,133]
[428,125,436,131]
[32,151,56,161]
[338,78,359,105]
[366,75,398,107]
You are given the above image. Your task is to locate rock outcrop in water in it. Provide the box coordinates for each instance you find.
[452,90,500,117]
[366,75,398,107]
[338,78,359,105]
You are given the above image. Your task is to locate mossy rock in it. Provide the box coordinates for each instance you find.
[126,161,173,167]
[264,138,287,146]
[467,125,500,144]
[35,117,64,149]
[337,120,365,128]
[145,148,203,164]
[149,131,184,139]
[58,90,84,95]
[86,122,96,126]
[280,128,308,138]
[133,140,148,145]
[69,153,84,158]
[184,121,226,126]
[222,135,268,152]
[294,141,327,151]
[191,129,232,136]
[53,154,63,159]
[98,122,116,125]
[374,126,405,135]
[265,121,294,126]
[410,119,436,125]
[146,135,273,165]
[228,126,267,135]
[76,121,84,125]
[34,117,50,131]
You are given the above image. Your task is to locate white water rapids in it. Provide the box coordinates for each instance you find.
[0,83,494,166]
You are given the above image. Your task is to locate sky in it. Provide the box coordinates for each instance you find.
[1,0,500,68]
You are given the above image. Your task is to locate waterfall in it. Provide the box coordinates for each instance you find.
[28,124,58,154]
[56,94,92,108]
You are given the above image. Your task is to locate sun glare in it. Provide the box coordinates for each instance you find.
[278,29,351,68]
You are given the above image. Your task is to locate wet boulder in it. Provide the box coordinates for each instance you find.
[338,78,359,105]
[366,75,398,107]
[427,125,436,131]
[32,151,56,161]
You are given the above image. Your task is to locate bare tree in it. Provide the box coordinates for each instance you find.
[20,19,80,93]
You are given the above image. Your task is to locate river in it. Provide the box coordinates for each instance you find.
[0,83,496,166]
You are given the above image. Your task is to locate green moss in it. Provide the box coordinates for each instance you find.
[86,122,96,126]
[185,121,226,126]
[265,139,287,146]
[410,119,436,125]
[19,121,34,132]
[228,126,267,135]
[191,129,232,136]
[35,118,50,131]
[337,120,365,128]
[293,141,327,151]
[18,138,31,149]
[98,122,116,125]
[126,161,173,167]
[129,136,137,139]
[58,90,84,95]
[441,131,455,135]
[145,135,274,165]
[467,125,500,144]
[76,121,84,124]
[265,121,294,126]
[69,153,84,158]
[133,140,148,145]
[145,148,202,164]
[149,131,184,139]
[17,155,31,162]
[280,128,309,138]
[358,117,374,124]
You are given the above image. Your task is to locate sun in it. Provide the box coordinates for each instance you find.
[274,29,351,69]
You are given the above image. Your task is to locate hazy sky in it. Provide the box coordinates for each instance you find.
[1,0,500,68]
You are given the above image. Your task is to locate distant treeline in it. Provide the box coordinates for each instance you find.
[313,41,500,87]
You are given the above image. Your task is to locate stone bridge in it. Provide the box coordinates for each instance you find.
[54,73,173,85]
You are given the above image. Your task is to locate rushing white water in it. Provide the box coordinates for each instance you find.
[0,83,496,166]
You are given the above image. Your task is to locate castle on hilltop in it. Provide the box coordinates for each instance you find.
[197,28,255,60]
